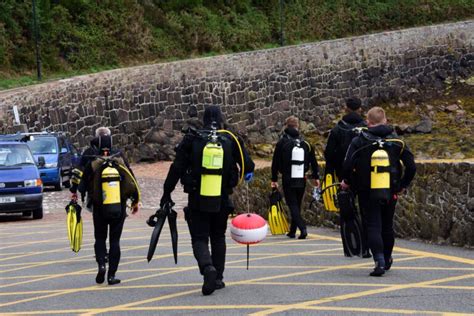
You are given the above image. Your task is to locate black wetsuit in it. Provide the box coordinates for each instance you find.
[71,138,134,279]
[271,128,319,235]
[342,125,416,266]
[161,126,254,282]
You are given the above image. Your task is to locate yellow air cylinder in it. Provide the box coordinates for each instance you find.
[200,142,224,197]
[101,166,121,211]
[370,149,391,200]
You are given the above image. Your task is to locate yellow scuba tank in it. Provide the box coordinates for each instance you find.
[370,148,391,200]
[200,141,224,197]
[101,164,122,217]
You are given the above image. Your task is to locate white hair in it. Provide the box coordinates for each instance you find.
[95,127,111,137]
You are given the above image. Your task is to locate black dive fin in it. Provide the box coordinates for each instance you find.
[168,209,178,264]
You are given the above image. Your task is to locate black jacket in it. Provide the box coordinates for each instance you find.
[271,127,319,184]
[342,125,416,193]
[324,112,365,179]
[163,127,255,199]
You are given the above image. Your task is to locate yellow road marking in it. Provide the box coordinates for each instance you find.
[250,273,474,315]
[79,256,422,316]
[301,306,473,315]
[0,237,64,251]
[2,278,472,298]
[393,246,474,266]
[309,233,474,265]
[2,303,474,315]
[5,304,472,315]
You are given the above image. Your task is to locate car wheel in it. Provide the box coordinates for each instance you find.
[64,177,71,189]
[33,207,43,220]
[54,176,63,191]
[23,211,32,217]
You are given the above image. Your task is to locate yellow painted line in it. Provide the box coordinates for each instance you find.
[301,306,473,315]
[393,246,474,266]
[81,255,422,316]
[0,237,65,251]
[1,309,92,315]
[2,303,474,316]
[4,277,471,299]
[226,265,474,271]
[249,273,474,315]
[0,242,150,274]
[0,258,150,308]
[0,223,58,230]
[309,233,474,266]
[1,306,279,315]
[248,281,474,291]
[0,282,204,296]
[241,256,422,285]
[78,248,348,316]
[0,229,69,238]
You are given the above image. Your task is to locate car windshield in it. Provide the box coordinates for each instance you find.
[0,144,35,167]
[27,137,58,155]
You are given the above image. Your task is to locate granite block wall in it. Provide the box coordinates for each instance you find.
[0,21,473,162]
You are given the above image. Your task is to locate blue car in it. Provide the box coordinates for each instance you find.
[0,141,43,219]
[24,133,81,190]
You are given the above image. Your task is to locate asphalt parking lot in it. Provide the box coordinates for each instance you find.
[0,162,473,315]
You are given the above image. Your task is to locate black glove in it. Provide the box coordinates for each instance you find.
[160,192,173,207]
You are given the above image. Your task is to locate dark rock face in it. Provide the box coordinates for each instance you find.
[233,162,474,247]
[0,22,473,162]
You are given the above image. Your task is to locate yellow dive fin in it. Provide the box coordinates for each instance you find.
[277,201,289,233]
[66,202,83,253]
[268,190,290,235]
[268,205,280,235]
[322,173,339,212]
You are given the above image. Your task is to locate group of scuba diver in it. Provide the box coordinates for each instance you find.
[67,100,415,296]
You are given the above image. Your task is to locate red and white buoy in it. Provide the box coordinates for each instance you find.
[230,213,268,269]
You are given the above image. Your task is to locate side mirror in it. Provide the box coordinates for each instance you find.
[38,156,46,167]
[61,147,68,154]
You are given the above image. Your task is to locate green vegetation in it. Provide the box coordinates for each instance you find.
[1,0,473,89]
[383,84,474,159]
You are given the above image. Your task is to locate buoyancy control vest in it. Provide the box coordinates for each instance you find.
[90,153,140,218]
[351,132,405,199]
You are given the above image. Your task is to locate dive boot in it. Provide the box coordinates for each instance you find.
[215,279,226,290]
[298,228,307,240]
[286,232,296,238]
[370,261,385,277]
[202,265,217,296]
[95,264,106,284]
[107,275,121,285]
[385,257,393,271]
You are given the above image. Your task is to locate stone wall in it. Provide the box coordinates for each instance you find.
[1,21,473,161]
[232,161,474,247]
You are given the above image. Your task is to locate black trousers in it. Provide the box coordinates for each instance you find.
[185,204,229,281]
[358,191,396,264]
[93,210,126,277]
[282,185,306,233]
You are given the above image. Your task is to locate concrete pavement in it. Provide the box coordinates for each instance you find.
[0,161,473,315]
